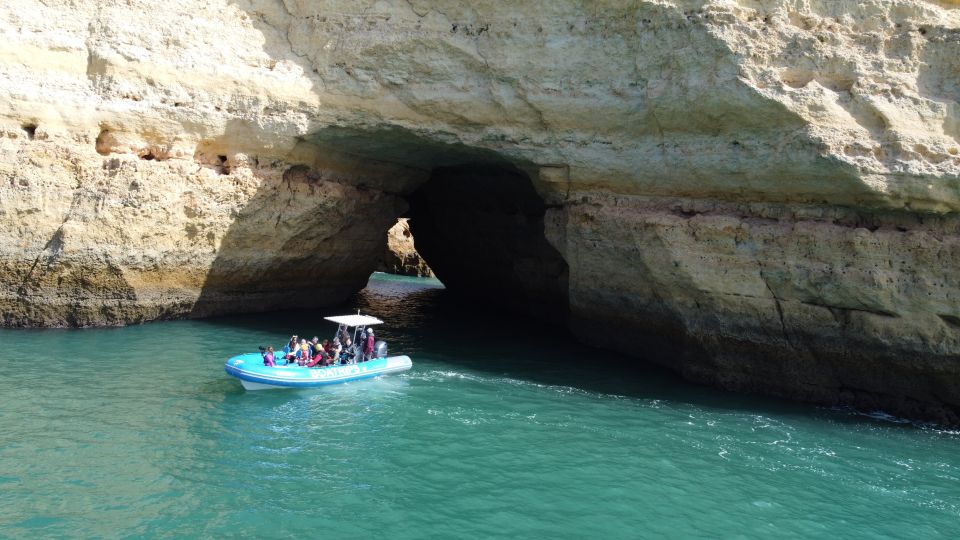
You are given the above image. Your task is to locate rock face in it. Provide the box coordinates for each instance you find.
[380,218,433,278]
[1,0,959,421]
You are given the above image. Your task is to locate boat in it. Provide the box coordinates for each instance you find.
[224,314,413,390]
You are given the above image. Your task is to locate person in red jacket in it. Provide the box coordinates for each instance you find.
[363,328,376,362]
[306,337,327,368]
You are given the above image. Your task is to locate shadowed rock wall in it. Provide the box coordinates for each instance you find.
[408,165,569,323]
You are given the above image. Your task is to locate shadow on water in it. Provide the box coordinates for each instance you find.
[205,274,876,425]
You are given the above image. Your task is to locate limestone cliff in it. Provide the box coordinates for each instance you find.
[1,0,959,422]
[380,218,433,277]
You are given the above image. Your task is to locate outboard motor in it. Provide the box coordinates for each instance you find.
[374,340,388,359]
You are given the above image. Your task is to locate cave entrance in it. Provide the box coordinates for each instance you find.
[301,127,570,325]
[405,163,570,324]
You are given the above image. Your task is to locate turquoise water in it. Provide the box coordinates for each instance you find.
[1,273,958,538]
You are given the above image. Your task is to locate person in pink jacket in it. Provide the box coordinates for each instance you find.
[261,346,276,367]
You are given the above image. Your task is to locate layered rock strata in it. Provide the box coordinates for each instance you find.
[1,0,959,421]
[555,195,960,422]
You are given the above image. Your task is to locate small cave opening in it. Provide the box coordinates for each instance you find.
[22,124,37,140]
[217,155,230,175]
[406,163,570,324]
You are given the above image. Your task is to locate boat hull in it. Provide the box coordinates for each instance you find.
[224,353,412,390]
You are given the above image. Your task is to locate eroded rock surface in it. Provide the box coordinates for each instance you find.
[380,218,433,278]
[1,0,959,421]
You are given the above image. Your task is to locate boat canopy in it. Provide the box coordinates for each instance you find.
[324,314,384,327]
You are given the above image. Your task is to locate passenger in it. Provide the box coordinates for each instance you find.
[298,339,310,366]
[284,335,299,364]
[343,336,353,362]
[363,328,375,362]
[307,337,327,367]
[262,346,276,367]
[306,346,327,367]
[329,338,343,365]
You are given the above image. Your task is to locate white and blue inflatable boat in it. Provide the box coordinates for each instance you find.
[224,354,413,390]
[224,314,413,390]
